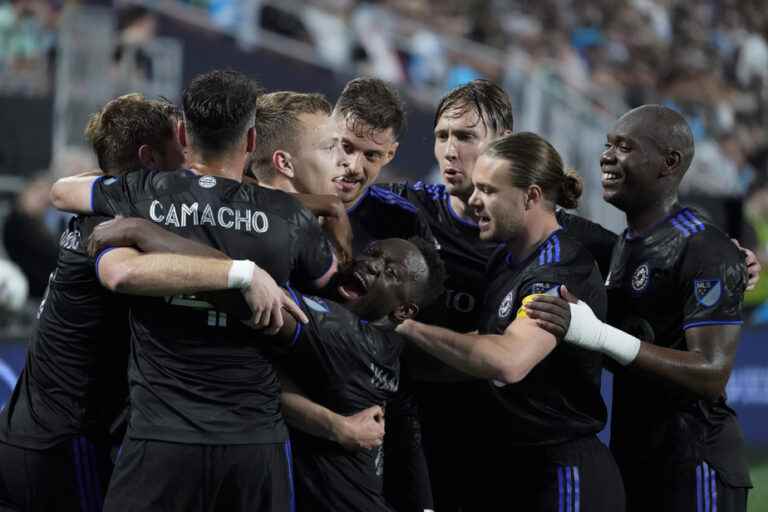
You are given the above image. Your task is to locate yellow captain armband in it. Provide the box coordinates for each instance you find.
[515,294,542,319]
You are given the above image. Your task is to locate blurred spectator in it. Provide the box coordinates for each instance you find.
[0,259,28,316]
[113,5,157,82]
[0,0,55,67]
[2,176,62,300]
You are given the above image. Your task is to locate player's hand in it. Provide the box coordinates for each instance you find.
[524,287,576,339]
[732,239,762,290]
[87,216,153,256]
[333,405,385,451]
[242,268,309,334]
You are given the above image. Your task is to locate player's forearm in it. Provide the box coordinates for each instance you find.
[103,253,233,296]
[50,175,101,214]
[631,342,732,401]
[397,320,521,383]
[131,222,227,260]
[281,390,343,442]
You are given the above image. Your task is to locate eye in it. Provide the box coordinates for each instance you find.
[619,144,631,153]
[365,152,381,163]
[386,267,398,279]
[435,132,448,142]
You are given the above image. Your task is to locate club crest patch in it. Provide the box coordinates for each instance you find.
[302,295,329,313]
[198,175,216,188]
[631,263,650,292]
[694,279,722,308]
[498,290,516,318]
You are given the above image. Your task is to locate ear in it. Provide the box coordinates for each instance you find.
[391,302,419,323]
[661,150,682,177]
[271,150,295,179]
[526,184,544,208]
[177,120,188,148]
[384,141,399,165]
[137,144,158,170]
[246,126,256,153]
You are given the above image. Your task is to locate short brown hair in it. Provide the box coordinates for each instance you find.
[333,77,405,139]
[485,132,582,209]
[84,93,178,175]
[247,91,332,180]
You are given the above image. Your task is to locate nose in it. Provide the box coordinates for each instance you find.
[444,135,458,161]
[364,257,383,276]
[468,189,482,209]
[600,146,616,166]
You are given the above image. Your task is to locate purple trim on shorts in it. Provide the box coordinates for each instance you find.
[284,440,296,512]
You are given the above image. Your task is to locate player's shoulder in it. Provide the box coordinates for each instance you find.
[672,208,741,259]
[556,210,617,243]
[298,293,355,326]
[534,229,593,269]
[365,185,419,214]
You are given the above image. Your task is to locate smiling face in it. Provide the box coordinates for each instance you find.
[468,154,527,242]
[331,114,398,206]
[600,110,671,213]
[292,112,340,196]
[334,238,428,321]
[434,106,496,200]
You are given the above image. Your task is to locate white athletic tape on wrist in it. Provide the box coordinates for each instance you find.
[228,260,256,289]
[566,301,640,365]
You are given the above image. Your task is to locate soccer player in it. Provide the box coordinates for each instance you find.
[246,91,340,197]
[396,132,625,511]
[0,94,227,511]
[529,105,752,511]
[274,237,446,511]
[51,70,337,511]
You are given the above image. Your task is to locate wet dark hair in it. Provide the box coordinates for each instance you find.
[334,77,406,139]
[485,132,582,209]
[434,79,514,134]
[408,237,447,308]
[181,69,263,156]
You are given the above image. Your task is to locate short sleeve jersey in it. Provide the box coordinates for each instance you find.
[283,291,403,512]
[89,169,334,445]
[479,230,608,446]
[606,207,750,486]
[0,215,130,449]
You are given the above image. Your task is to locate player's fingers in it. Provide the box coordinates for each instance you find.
[251,308,263,328]
[528,311,567,329]
[534,319,566,337]
[525,296,569,314]
[258,306,272,330]
[265,305,283,335]
[560,285,580,304]
[283,296,309,324]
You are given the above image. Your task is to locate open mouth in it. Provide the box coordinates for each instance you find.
[332,176,363,194]
[477,214,491,231]
[601,169,623,186]
[338,270,369,300]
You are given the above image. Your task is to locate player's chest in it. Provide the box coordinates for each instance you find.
[605,246,682,314]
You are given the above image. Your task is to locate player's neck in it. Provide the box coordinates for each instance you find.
[625,195,680,236]
[506,211,561,264]
[186,151,247,183]
[259,175,297,194]
[449,194,479,222]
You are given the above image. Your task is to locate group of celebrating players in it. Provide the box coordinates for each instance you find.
[0,69,761,512]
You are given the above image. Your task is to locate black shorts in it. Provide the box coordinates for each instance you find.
[467,435,626,512]
[411,379,498,511]
[382,376,434,512]
[103,439,293,512]
[621,459,748,512]
[0,437,112,512]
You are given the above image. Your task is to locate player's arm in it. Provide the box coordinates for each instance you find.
[280,373,385,450]
[293,194,353,265]
[396,315,556,384]
[549,297,739,400]
[50,173,103,214]
[88,217,227,260]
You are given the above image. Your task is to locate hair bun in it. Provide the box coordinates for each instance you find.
[558,169,583,209]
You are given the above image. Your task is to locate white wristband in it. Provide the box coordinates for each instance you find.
[227,260,256,289]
